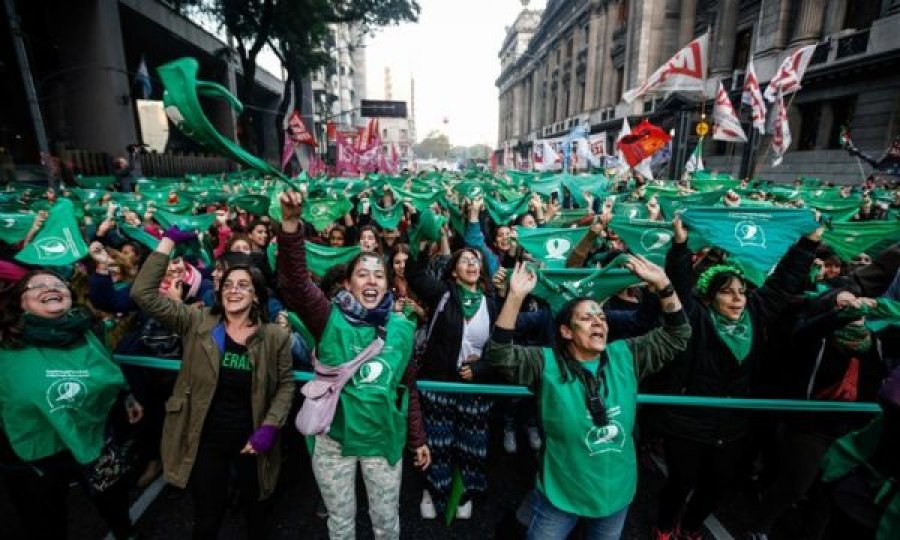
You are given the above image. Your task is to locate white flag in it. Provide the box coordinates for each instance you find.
[713,82,748,143]
[623,34,709,103]
[741,58,766,134]
[771,89,791,167]
[576,137,601,168]
[540,140,560,171]
[684,141,705,174]
[763,44,816,102]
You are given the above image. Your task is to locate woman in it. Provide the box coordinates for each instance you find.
[247,220,270,252]
[487,259,689,539]
[358,224,383,254]
[0,270,143,539]
[652,218,823,540]
[276,192,429,540]
[131,226,295,539]
[388,243,426,321]
[406,242,499,520]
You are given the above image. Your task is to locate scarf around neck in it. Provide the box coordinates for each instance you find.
[334,289,393,328]
[22,308,93,347]
[833,323,872,353]
[456,284,484,319]
[710,308,753,363]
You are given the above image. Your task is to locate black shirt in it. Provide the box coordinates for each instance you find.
[204,333,254,435]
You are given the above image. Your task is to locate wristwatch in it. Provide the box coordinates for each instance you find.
[657,283,676,299]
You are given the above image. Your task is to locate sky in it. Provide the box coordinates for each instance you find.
[364,0,547,148]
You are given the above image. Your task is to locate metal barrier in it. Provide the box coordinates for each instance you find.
[114,355,882,413]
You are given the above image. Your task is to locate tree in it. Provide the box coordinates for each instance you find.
[413,131,452,159]
[467,144,492,160]
[173,0,420,152]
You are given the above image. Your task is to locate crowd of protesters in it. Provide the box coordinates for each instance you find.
[0,167,899,540]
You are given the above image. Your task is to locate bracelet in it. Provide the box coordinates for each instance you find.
[657,284,676,299]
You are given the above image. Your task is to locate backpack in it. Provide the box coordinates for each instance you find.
[294,328,386,436]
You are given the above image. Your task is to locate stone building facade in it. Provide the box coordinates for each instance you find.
[498,0,900,182]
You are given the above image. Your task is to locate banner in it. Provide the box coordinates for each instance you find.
[764,44,817,102]
[713,82,748,142]
[741,58,766,134]
[771,89,791,167]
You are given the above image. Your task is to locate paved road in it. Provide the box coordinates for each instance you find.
[1,412,812,539]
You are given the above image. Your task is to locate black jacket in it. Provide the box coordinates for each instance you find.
[406,251,499,382]
[654,237,819,444]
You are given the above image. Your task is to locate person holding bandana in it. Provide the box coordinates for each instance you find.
[487,258,690,539]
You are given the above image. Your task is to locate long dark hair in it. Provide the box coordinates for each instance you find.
[387,243,411,282]
[210,265,269,324]
[553,297,598,383]
[0,269,75,348]
[442,247,491,292]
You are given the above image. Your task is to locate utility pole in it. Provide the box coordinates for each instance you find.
[4,0,53,186]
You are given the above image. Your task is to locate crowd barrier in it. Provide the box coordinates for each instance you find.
[114,355,882,413]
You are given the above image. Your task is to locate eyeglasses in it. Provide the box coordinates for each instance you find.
[25,281,69,293]
[222,282,254,293]
[458,256,482,267]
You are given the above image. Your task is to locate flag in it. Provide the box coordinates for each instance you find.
[540,140,560,172]
[286,111,318,147]
[771,89,791,167]
[713,82,748,142]
[763,44,816,102]
[609,217,675,265]
[742,58,766,134]
[15,199,89,266]
[563,124,589,170]
[616,119,672,167]
[489,151,497,172]
[623,34,709,103]
[390,144,400,173]
[134,55,152,99]
[502,141,509,170]
[685,141,705,173]
[649,141,672,168]
[336,133,358,174]
[0,212,35,244]
[530,261,642,313]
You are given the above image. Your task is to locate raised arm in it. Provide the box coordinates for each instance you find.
[622,255,691,379]
[130,233,199,336]
[276,191,331,341]
[464,199,500,277]
[405,247,449,309]
[751,229,822,323]
[665,217,697,315]
[566,216,606,268]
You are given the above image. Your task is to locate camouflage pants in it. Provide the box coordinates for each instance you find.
[312,434,402,540]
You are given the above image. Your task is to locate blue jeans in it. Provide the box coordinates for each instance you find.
[527,489,628,540]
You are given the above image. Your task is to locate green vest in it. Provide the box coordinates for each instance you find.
[538,341,638,517]
[0,333,127,464]
[317,309,415,464]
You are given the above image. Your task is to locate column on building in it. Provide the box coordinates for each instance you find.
[586,2,605,109]
[711,0,740,77]
[555,42,568,124]
[599,1,619,107]
[679,0,697,47]
[790,0,827,47]
[823,0,849,34]
[568,25,583,118]
[755,0,793,58]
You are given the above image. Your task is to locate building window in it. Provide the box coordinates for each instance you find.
[400,129,408,140]
[383,129,388,139]
[582,24,589,43]
[614,68,624,102]
[732,28,752,70]
[827,96,857,149]
[566,39,573,59]
[843,0,879,30]
[798,102,822,151]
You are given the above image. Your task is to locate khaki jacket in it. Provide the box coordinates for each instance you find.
[131,252,294,499]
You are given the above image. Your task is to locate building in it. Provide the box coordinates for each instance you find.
[497,0,900,182]
[1,0,285,177]
[374,68,416,168]
[311,23,367,134]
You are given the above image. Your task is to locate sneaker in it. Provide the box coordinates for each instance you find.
[652,528,676,540]
[527,426,542,450]
[503,428,517,453]
[420,490,436,519]
[456,499,473,519]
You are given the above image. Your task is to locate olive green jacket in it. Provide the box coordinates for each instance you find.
[131,252,295,499]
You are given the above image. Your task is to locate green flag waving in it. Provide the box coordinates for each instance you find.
[0,212,36,244]
[15,199,89,266]
[152,208,216,233]
[267,241,361,278]
[609,218,674,265]
[681,207,819,285]
[303,197,352,232]
[484,194,530,225]
[823,221,900,261]
[515,226,588,268]
[531,263,641,313]
[370,202,404,230]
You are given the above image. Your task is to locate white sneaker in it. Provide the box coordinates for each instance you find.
[456,499,473,519]
[503,428,517,453]
[527,426,542,450]
[420,490,436,519]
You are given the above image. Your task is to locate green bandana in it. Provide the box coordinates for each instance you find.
[119,223,161,251]
[530,257,641,313]
[75,175,118,190]
[833,323,872,353]
[656,190,727,219]
[0,212,36,244]
[485,194,530,225]
[267,241,361,278]
[370,202,404,230]
[22,308,94,348]
[710,309,753,363]
[152,208,216,233]
[302,197,352,232]
[229,194,270,217]
[845,298,900,333]
[681,207,819,285]
[15,199,89,266]
[408,208,448,258]
[823,221,900,261]
[515,227,588,269]
[456,284,484,319]
[390,186,442,212]
[609,217,673,265]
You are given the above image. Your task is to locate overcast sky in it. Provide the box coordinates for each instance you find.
[365,0,547,148]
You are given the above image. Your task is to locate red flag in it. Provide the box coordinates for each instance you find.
[368,118,381,148]
[615,119,672,167]
[391,144,400,172]
[713,82,747,142]
[326,121,337,141]
[286,111,318,147]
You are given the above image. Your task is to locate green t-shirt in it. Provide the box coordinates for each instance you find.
[0,333,127,464]
[316,309,416,464]
[538,341,638,517]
